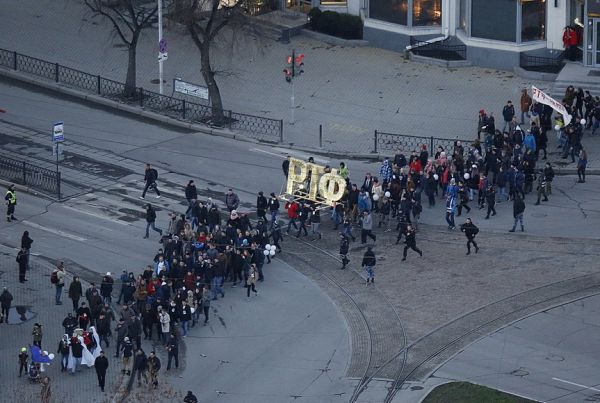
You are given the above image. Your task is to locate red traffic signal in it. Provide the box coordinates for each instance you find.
[294,54,304,66]
[286,55,293,64]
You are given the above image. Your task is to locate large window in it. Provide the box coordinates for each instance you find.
[471,0,516,42]
[413,0,441,26]
[369,0,408,25]
[521,0,546,42]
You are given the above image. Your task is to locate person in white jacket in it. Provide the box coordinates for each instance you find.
[159,310,170,345]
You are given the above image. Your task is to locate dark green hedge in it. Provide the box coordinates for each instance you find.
[308,8,363,40]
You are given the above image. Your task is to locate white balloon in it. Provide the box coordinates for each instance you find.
[269,250,276,256]
[265,244,271,251]
[554,125,561,131]
[384,191,391,198]
[270,245,277,251]
[433,174,439,181]
[372,194,380,201]
[263,250,269,256]
[580,119,586,125]
[464,173,470,180]
[48,353,55,360]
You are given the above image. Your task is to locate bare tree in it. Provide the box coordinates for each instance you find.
[84,0,158,97]
[172,0,247,123]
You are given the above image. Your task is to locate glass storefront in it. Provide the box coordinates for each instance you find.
[413,0,441,26]
[471,0,516,42]
[521,0,546,42]
[369,0,408,25]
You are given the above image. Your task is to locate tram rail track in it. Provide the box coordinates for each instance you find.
[284,232,600,403]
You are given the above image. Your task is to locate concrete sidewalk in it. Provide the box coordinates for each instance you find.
[0,247,131,403]
[0,0,545,154]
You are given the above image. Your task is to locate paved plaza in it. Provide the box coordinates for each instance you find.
[0,0,552,154]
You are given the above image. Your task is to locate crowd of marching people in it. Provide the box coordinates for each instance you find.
[5,84,591,401]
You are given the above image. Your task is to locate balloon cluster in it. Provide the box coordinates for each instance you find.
[263,244,277,256]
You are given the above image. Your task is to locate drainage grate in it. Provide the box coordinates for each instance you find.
[588,70,600,76]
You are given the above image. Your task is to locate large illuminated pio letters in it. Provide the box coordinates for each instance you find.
[285,158,345,203]
[318,173,345,202]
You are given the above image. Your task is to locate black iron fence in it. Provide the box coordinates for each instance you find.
[0,154,61,199]
[0,48,283,143]
[373,130,471,155]
[519,52,565,74]
[409,37,467,61]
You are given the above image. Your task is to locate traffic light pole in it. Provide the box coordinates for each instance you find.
[290,49,295,125]
[158,0,163,95]
[290,79,295,125]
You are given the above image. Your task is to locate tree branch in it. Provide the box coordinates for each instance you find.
[84,0,132,45]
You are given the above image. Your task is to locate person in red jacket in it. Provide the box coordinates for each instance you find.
[563,26,578,61]
[285,201,299,234]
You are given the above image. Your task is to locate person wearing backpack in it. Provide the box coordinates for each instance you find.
[52,261,66,305]
[141,163,160,199]
[460,218,480,255]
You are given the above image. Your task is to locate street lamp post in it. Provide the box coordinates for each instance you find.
[158,0,164,95]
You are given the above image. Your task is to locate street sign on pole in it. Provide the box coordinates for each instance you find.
[53,121,64,142]
[158,38,168,61]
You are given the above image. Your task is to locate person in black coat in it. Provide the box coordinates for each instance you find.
[94,351,109,392]
[460,218,479,255]
[339,234,350,270]
[484,186,497,219]
[141,163,160,199]
[77,302,92,330]
[62,313,77,337]
[361,246,376,284]
[184,391,199,403]
[256,191,268,222]
[282,156,290,178]
[144,204,163,239]
[510,195,526,232]
[166,333,179,370]
[16,247,28,283]
[0,287,12,321]
[401,225,422,261]
[184,180,198,219]
[21,231,33,267]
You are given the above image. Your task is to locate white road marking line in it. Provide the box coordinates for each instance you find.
[60,204,130,227]
[551,377,600,393]
[22,220,87,242]
[250,148,329,164]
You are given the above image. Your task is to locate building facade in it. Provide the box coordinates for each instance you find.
[315,0,600,70]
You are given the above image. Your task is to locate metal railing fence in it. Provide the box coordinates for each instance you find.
[0,47,283,142]
[0,154,61,199]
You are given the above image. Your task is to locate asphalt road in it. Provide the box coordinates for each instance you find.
[430,293,600,403]
[0,78,380,201]
[0,80,367,401]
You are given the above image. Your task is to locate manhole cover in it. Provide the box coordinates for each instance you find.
[150,79,167,84]
[410,386,424,391]
[545,353,564,362]
[510,368,529,377]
